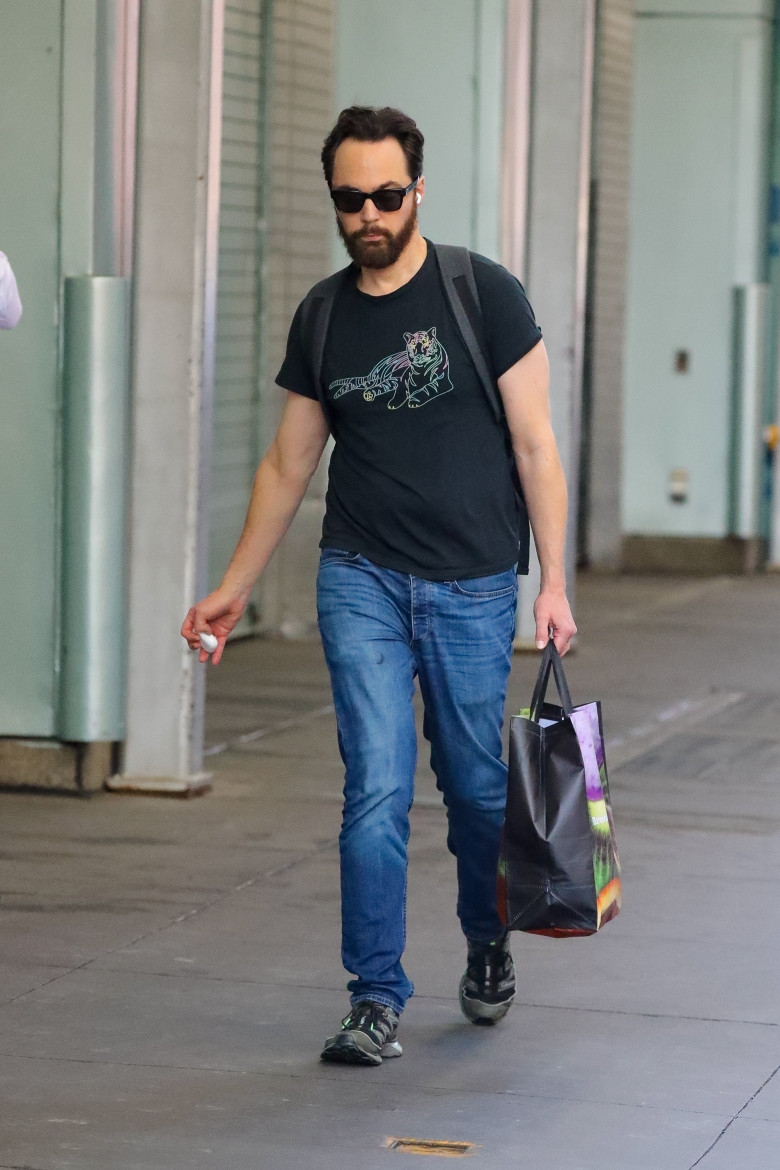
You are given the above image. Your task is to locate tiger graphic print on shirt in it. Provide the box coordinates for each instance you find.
[329,327,453,410]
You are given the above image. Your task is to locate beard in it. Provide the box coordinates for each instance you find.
[337,202,418,269]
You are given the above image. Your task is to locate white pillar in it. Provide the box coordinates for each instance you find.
[502,0,533,286]
[117,0,223,792]
[511,0,595,646]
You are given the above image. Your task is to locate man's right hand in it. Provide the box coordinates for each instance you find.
[181,589,246,665]
[180,392,329,666]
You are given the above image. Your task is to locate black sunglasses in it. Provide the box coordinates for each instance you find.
[330,178,419,214]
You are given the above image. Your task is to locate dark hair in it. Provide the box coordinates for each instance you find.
[321,106,424,187]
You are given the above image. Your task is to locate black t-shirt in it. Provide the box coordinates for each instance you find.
[276,241,542,581]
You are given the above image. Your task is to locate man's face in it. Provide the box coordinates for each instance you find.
[331,137,423,269]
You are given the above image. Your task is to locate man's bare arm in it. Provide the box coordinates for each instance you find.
[497,340,577,655]
[182,391,329,662]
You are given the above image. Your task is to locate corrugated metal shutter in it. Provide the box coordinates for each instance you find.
[257,0,335,635]
[210,0,270,627]
[581,0,633,566]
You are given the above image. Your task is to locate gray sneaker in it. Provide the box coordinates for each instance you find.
[320,1000,403,1066]
[459,933,516,1025]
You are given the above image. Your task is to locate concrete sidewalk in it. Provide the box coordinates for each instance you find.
[1,573,779,1169]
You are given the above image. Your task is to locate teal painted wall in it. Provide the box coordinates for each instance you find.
[623,11,772,535]
[0,1,63,735]
[634,1,771,15]
[0,0,104,736]
[332,0,506,266]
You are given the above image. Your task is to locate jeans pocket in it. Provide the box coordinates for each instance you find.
[450,569,518,599]
[319,547,363,566]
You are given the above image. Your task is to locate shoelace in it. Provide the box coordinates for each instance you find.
[342,1002,392,1037]
[467,944,511,992]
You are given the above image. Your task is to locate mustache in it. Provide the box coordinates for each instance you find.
[351,225,392,241]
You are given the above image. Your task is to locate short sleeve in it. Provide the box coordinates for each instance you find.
[275,301,319,400]
[471,254,542,378]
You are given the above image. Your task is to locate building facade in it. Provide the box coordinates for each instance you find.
[0,0,776,792]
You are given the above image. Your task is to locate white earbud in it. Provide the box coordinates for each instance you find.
[415,193,421,205]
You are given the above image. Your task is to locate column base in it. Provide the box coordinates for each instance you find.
[105,772,212,798]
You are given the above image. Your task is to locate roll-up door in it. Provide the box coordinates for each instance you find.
[210,0,271,629]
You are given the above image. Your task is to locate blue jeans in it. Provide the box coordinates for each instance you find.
[316,549,518,1014]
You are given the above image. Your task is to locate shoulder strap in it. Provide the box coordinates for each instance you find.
[300,265,353,430]
[433,243,503,422]
[434,242,530,575]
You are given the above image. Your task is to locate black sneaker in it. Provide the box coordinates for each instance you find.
[320,1000,403,1066]
[459,933,516,1025]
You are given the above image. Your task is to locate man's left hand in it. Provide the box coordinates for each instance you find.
[534,588,577,656]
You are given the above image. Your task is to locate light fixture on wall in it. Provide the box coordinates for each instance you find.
[668,468,689,504]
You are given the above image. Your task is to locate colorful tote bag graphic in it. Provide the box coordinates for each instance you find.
[498,640,621,937]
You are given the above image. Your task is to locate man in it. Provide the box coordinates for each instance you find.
[0,251,22,329]
[182,106,576,1066]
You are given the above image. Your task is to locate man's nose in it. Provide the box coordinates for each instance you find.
[360,197,380,222]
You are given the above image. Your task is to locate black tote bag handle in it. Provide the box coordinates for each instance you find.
[529,639,574,721]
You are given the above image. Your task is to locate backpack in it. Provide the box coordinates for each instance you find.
[299,242,529,572]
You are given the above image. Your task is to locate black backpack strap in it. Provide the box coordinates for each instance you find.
[434,242,530,574]
[300,264,353,431]
[433,242,504,422]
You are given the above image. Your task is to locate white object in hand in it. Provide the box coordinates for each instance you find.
[0,252,23,329]
[199,632,218,654]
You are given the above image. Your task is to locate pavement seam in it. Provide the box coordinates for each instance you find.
[592,577,736,625]
[0,843,338,1010]
[204,702,335,757]
[205,688,747,774]
[606,689,745,770]
[687,1062,780,1167]
[0,1050,744,1120]
[52,969,780,1031]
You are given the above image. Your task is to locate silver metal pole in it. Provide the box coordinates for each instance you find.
[59,276,130,741]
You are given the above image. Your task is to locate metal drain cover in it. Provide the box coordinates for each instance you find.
[386,1137,476,1157]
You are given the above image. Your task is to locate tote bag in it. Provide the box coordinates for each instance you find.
[498,640,621,937]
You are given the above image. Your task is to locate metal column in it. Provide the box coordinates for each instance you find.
[118,0,224,793]
[59,277,130,742]
[510,0,596,646]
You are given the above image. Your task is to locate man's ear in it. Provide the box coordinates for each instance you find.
[429,327,437,338]
[403,332,412,343]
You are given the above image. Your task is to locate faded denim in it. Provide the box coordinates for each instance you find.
[316,549,517,1013]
